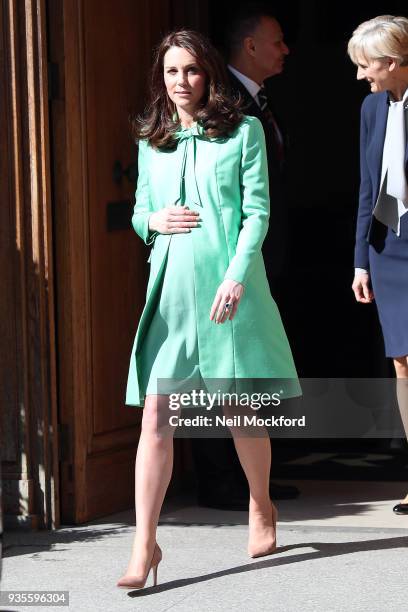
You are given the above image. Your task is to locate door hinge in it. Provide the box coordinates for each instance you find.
[48,61,60,100]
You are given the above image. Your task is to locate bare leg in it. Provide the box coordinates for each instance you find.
[223,404,276,557]
[119,395,178,579]
[394,356,408,504]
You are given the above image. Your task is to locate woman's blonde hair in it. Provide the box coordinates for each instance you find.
[347,15,408,66]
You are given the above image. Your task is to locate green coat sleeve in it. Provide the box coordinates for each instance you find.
[131,139,158,245]
[223,117,270,285]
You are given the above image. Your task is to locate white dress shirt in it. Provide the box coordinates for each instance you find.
[355,87,408,277]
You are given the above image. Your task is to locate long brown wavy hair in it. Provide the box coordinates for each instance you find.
[131,30,243,149]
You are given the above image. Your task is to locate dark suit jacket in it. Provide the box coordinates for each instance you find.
[228,70,288,279]
[355,92,408,269]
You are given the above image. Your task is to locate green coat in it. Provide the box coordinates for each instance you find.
[126,116,299,406]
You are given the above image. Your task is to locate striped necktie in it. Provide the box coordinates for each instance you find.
[258,85,269,112]
[258,85,285,163]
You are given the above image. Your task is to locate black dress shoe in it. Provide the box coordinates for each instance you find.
[197,480,247,510]
[198,491,248,511]
[197,480,300,511]
[269,481,300,500]
[393,503,408,515]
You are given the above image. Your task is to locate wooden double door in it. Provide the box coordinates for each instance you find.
[50,0,206,524]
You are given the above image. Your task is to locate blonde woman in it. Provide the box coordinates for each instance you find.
[348,15,408,514]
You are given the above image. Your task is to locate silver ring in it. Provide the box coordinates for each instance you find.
[223,302,231,311]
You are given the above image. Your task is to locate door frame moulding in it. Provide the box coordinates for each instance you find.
[1,0,59,530]
[50,0,93,524]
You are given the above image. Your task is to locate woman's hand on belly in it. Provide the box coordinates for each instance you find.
[352,271,374,304]
[149,205,200,234]
[210,279,244,324]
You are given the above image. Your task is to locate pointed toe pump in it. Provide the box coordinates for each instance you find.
[248,500,278,559]
[117,543,162,590]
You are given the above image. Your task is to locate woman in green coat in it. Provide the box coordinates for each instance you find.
[118,30,300,590]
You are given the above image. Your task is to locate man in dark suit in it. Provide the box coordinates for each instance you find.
[192,6,299,510]
[226,12,289,289]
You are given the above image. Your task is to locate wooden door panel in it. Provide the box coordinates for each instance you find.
[83,0,149,435]
[52,0,204,522]
[52,0,170,522]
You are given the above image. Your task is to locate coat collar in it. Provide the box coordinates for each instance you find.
[372,93,389,191]
[228,71,263,120]
[227,65,261,100]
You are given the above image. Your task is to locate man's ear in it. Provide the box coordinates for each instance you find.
[243,36,256,58]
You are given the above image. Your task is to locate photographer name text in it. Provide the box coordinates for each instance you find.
[168,415,306,427]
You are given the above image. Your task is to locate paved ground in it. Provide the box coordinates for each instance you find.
[2,480,408,612]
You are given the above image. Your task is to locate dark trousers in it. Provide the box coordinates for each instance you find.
[191,437,248,497]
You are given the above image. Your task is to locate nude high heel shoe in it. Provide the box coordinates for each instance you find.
[248,500,278,558]
[117,543,162,589]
